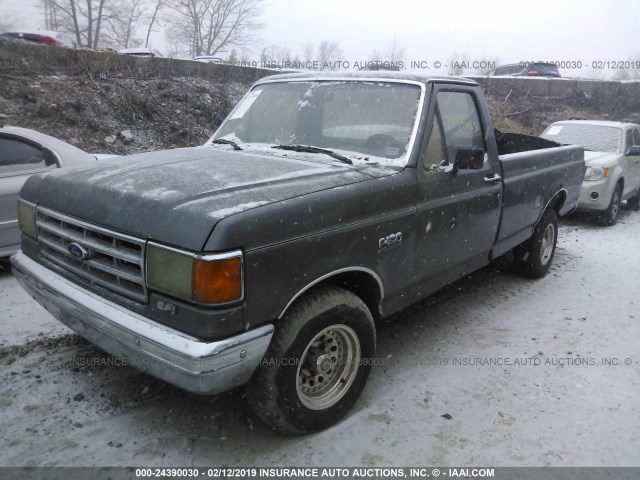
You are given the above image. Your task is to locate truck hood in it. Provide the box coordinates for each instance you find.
[21,146,376,250]
[584,150,620,167]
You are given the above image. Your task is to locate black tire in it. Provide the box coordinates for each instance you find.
[246,286,376,435]
[599,184,622,226]
[513,209,558,279]
[627,188,640,212]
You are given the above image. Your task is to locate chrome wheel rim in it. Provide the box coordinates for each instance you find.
[296,324,361,410]
[540,223,555,266]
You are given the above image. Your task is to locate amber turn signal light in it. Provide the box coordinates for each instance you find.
[192,256,243,304]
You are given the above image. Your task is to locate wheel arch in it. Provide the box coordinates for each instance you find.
[548,189,567,214]
[278,267,384,322]
[608,167,624,196]
[536,188,567,226]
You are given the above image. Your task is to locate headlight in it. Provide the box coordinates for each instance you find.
[17,200,37,239]
[146,243,243,305]
[584,167,609,181]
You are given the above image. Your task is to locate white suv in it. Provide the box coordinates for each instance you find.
[541,120,640,226]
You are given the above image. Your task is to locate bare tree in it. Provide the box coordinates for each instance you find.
[317,40,343,70]
[227,47,237,63]
[261,44,291,64]
[41,0,60,30]
[385,35,405,63]
[238,48,250,63]
[302,42,314,63]
[164,24,190,57]
[368,49,382,62]
[447,51,469,76]
[145,0,163,47]
[47,0,116,48]
[165,0,265,57]
[104,0,146,48]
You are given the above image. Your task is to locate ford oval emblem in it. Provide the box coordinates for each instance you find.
[68,242,90,261]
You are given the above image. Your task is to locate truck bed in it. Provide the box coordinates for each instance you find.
[492,141,585,258]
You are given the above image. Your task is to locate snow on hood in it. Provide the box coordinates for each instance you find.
[584,150,620,167]
[20,146,375,250]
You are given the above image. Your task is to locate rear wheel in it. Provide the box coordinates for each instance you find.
[599,184,622,226]
[513,209,558,279]
[246,286,376,435]
[627,188,640,212]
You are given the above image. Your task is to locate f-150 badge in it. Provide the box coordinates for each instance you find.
[379,232,402,251]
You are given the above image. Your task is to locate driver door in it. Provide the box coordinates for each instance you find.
[412,86,502,298]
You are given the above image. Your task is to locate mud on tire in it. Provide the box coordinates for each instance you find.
[513,208,558,279]
[246,286,376,435]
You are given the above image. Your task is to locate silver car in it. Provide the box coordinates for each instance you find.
[0,126,114,257]
[541,120,640,226]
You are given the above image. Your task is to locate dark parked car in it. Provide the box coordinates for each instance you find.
[487,62,561,78]
[119,47,163,58]
[1,30,75,47]
[0,126,115,257]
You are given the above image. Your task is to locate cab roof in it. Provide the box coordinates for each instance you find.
[257,71,478,87]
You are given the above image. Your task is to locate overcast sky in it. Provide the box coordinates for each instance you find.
[2,0,639,77]
[258,0,639,71]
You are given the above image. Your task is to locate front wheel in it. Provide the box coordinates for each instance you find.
[599,184,622,226]
[513,209,558,279]
[246,286,376,435]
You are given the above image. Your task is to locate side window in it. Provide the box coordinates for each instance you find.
[436,91,485,164]
[629,129,640,147]
[423,107,447,168]
[0,137,57,176]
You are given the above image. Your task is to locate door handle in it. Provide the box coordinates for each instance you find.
[484,173,501,183]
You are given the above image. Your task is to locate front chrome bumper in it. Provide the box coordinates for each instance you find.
[10,250,273,394]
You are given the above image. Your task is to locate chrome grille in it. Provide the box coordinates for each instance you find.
[36,207,147,302]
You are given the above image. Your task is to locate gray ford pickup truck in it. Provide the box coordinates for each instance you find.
[11,72,585,434]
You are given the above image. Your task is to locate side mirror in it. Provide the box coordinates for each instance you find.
[454,148,485,170]
[626,145,640,157]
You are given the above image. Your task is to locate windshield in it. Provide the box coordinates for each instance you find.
[541,123,622,153]
[211,80,423,165]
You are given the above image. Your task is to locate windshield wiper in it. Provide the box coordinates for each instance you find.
[211,139,243,151]
[272,144,353,165]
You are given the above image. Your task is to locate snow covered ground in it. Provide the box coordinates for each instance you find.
[0,210,638,467]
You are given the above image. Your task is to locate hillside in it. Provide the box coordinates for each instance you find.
[0,38,267,155]
[1,38,639,155]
